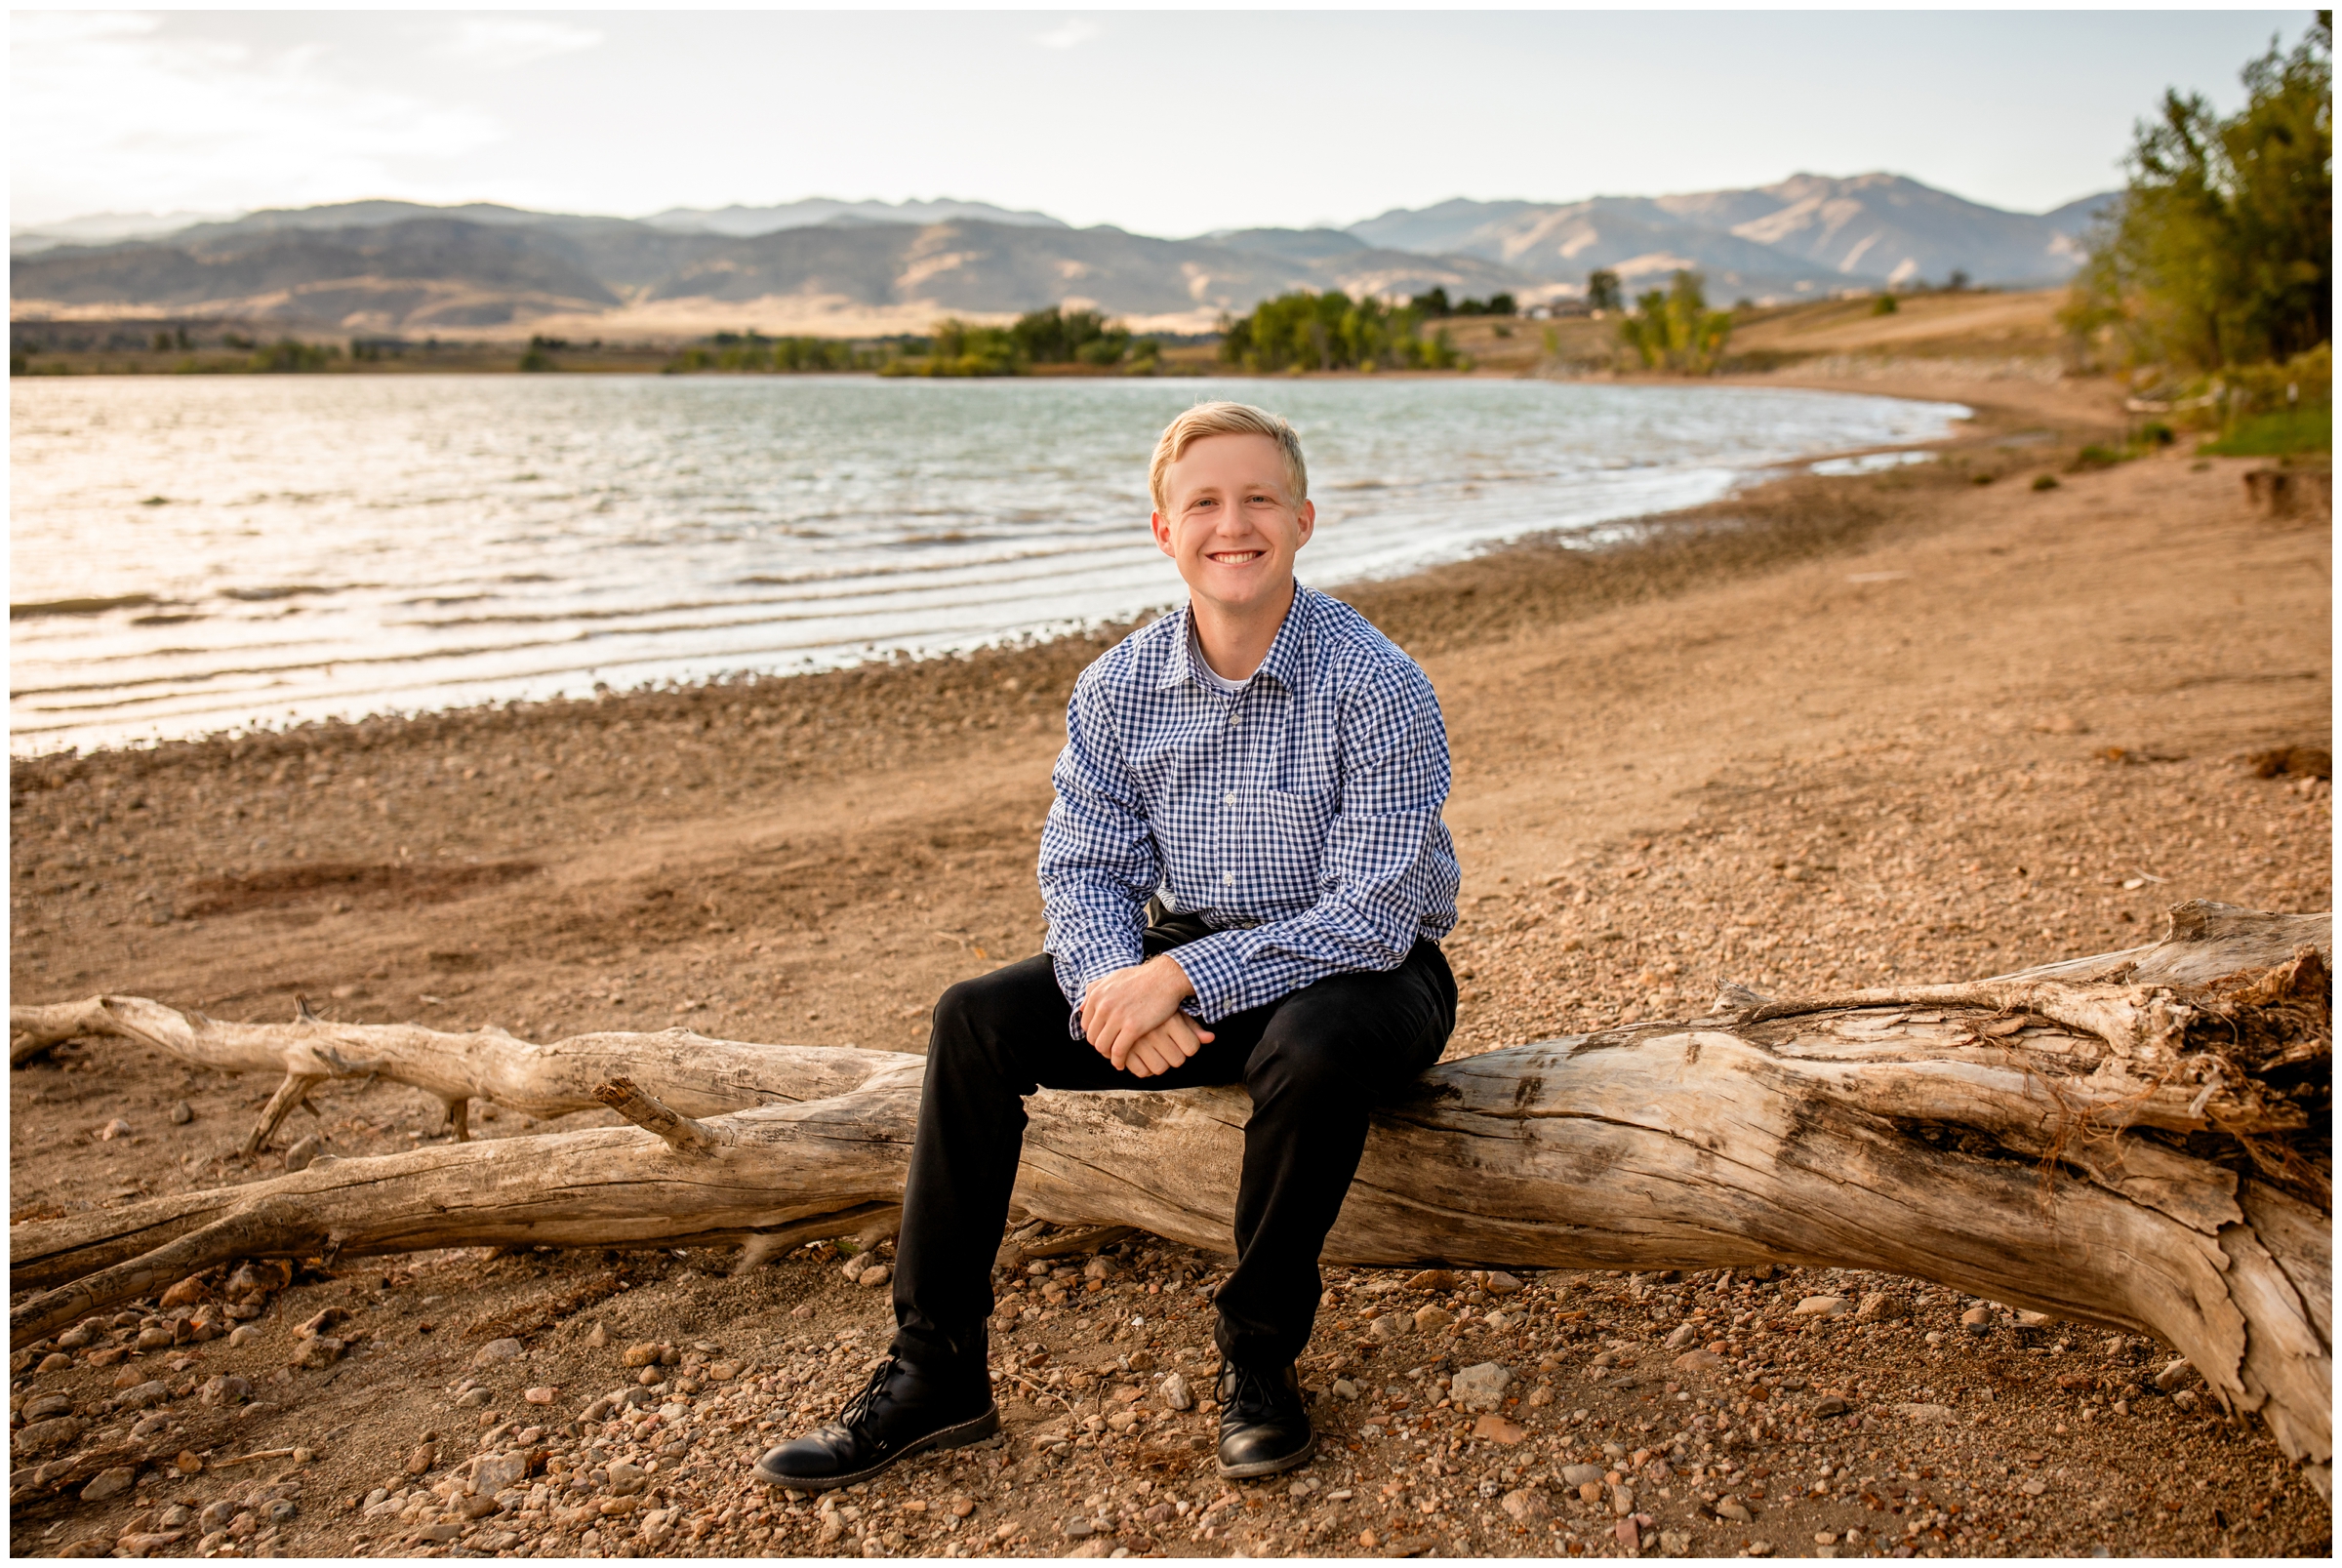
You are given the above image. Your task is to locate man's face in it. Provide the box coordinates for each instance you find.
[1150,432,1315,617]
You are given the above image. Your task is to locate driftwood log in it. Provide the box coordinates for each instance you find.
[10,901,2331,1495]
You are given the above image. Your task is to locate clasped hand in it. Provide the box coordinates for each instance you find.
[1078,954,1212,1078]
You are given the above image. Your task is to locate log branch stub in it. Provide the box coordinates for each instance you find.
[592,1077,725,1157]
[242,1072,325,1156]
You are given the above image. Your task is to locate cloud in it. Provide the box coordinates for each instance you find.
[9,13,505,225]
[1032,17,1100,51]
[443,18,604,69]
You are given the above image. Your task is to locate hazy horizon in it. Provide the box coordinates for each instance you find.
[10,9,2315,235]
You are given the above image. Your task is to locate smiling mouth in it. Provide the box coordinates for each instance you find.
[1206,550,1265,565]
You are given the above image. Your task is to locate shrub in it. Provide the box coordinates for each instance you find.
[2199,405,2333,455]
[1872,295,1900,316]
[1618,271,1734,374]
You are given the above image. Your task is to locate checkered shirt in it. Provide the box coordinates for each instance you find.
[1039,583,1461,1035]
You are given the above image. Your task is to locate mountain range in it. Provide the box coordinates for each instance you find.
[10,175,2113,341]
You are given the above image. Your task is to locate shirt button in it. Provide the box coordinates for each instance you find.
[1223,790,1236,807]
[1222,871,1235,886]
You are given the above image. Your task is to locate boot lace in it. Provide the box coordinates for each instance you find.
[839,1355,901,1427]
[1216,1360,1282,1421]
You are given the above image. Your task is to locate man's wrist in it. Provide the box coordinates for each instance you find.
[1149,952,1195,1002]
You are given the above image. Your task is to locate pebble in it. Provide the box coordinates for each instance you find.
[859,1265,892,1289]
[15,1423,84,1460]
[81,1466,139,1503]
[1332,1379,1360,1401]
[1664,1323,1698,1349]
[524,1385,558,1404]
[226,1324,262,1348]
[1959,1307,1994,1334]
[1413,1305,1453,1333]
[1450,1361,1511,1411]
[169,1100,194,1124]
[1560,1464,1606,1488]
[1501,1487,1552,1524]
[1855,1292,1908,1322]
[113,1379,169,1411]
[294,1335,346,1368]
[283,1134,322,1172]
[1795,1295,1850,1317]
[473,1337,524,1366]
[1158,1372,1192,1411]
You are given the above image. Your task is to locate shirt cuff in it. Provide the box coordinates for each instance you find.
[1160,930,1256,1023]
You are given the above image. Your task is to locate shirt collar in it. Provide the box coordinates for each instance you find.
[1156,583,1313,693]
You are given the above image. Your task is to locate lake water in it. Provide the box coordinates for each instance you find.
[10,375,1965,753]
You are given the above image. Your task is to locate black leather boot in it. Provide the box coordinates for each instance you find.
[1215,1360,1315,1479]
[752,1352,998,1492]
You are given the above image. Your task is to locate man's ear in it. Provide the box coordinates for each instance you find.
[1150,509,1176,559]
[1294,499,1316,549]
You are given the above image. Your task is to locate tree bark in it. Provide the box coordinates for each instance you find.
[9,902,2330,1493]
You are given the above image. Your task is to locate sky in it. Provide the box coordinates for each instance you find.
[8,7,2319,235]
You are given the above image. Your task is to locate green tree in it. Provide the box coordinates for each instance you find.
[1617,271,1734,374]
[250,338,338,373]
[1219,291,1444,373]
[1586,270,1624,312]
[1009,305,1132,365]
[2064,14,2330,372]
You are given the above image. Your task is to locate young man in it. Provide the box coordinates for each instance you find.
[755,400,1460,1490]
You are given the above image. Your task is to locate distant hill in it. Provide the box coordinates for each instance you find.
[9,210,1541,338]
[1348,173,2115,298]
[641,197,1068,236]
[11,173,2113,338]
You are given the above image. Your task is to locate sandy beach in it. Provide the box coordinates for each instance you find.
[9,368,2331,1558]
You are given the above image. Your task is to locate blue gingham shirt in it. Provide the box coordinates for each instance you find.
[1040,583,1461,1035]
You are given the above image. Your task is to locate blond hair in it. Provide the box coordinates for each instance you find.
[1148,401,1308,516]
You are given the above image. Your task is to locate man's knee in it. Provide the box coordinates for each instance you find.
[929,956,1063,1064]
[1245,1026,1354,1106]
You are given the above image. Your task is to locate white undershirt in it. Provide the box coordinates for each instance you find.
[1187,616,1255,698]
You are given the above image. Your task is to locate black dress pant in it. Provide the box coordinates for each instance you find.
[889,921,1456,1373]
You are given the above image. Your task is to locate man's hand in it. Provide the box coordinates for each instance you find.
[1117,1013,1214,1078]
[1080,954,1203,1069]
